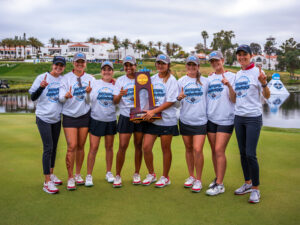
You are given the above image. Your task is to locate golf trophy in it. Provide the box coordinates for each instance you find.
[130,72,161,121]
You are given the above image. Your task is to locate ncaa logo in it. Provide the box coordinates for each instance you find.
[273,82,283,90]
[97,87,114,107]
[208,79,224,100]
[184,82,203,104]
[235,76,250,98]
[46,82,60,103]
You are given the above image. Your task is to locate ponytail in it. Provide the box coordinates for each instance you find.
[196,71,202,86]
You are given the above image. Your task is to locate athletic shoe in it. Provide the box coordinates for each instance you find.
[184,176,195,188]
[132,173,141,185]
[105,172,115,183]
[155,176,170,188]
[249,189,260,203]
[191,180,202,193]
[75,174,85,185]
[67,178,76,190]
[234,183,252,195]
[142,173,157,186]
[208,178,217,188]
[85,174,93,187]
[43,181,59,194]
[50,174,62,185]
[206,183,225,196]
[113,175,122,188]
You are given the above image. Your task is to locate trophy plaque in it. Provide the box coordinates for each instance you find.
[130,72,162,121]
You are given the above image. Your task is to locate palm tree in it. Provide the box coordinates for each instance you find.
[5,38,14,59]
[0,40,6,59]
[112,36,120,59]
[20,38,28,59]
[61,38,66,45]
[13,36,20,59]
[49,38,56,47]
[122,38,130,56]
[87,37,96,43]
[148,41,153,49]
[66,39,71,44]
[201,30,209,54]
[156,41,163,51]
[164,42,172,56]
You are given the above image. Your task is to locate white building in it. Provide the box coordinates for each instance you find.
[233,54,278,70]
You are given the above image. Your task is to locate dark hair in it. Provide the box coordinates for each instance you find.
[196,71,202,85]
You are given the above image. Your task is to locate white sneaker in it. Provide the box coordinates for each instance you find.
[50,174,62,185]
[184,176,195,188]
[234,183,252,195]
[132,173,141,185]
[206,184,225,196]
[208,178,217,188]
[67,178,76,190]
[75,174,85,185]
[85,174,93,187]
[142,174,157,186]
[155,176,170,188]
[249,189,260,203]
[191,180,202,193]
[113,175,122,188]
[105,172,115,183]
[43,181,59,194]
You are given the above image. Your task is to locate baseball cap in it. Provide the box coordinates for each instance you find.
[236,44,252,55]
[101,61,114,69]
[123,55,136,65]
[53,56,66,65]
[186,55,200,65]
[156,54,170,64]
[73,52,86,62]
[208,51,223,61]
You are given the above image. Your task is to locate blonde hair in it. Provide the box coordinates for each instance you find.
[156,63,171,83]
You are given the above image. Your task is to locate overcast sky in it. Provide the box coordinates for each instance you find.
[0,0,299,52]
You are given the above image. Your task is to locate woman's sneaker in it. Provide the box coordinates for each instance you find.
[105,172,115,183]
[67,178,76,191]
[155,176,170,188]
[75,174,85,185]
[43,181,59,194]
[133,173,141,185]
[50,174,62,185]
[208,178,217,188]
[184,176,195,188]
[142,174,157,185]
[206,183,225,196]
[249,189,260,203]
[85,174,93,187]
[113,175,122,188]
[234,183,252,195]
[191,180,202,193]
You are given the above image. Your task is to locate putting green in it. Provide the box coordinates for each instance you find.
[0,114,299,225]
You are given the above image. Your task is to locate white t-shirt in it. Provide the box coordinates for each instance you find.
[234,66,264,117]
[29,72,62,124]
[207,72,235,125]
[59,71,95,118]
[151,73,179,126]
[90,79,116,122]
[177,75,208,126]
[113,75,135,117]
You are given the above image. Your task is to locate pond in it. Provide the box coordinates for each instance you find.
[0,91,299,128]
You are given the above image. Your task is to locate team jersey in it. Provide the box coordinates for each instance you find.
[177,75,208,126]
[29,72,62,123]
[234,65,264,117]
[151,73,179,126]
[59,71,95,118]
[207,71,235,125]
[90,79,116,122]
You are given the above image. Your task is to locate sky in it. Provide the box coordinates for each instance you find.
[0,0,299,52]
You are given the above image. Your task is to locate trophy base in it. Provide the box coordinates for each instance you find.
[130,108,162,121]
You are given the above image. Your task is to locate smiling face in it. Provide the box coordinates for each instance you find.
[156,61,169,74]
[101,65,113,81]
[51,63,65,76]
[237,51,252,67]
[209,58,224,71]
[186,62,199,76]
[73,59,86,73]
[124,62,136,76]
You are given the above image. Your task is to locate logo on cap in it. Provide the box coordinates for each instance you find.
[210,52,217,57]
[188,56,197,60]
[76,53,84,57]
[125,56,133,60]
[159,55,167,60]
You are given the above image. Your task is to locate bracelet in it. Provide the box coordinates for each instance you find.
[262,83,268,88]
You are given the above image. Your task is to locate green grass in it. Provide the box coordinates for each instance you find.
[0,114,299,225]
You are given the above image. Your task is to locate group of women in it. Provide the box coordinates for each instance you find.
[29,44,270,204]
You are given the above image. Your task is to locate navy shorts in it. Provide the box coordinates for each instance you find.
[143,122,179,136]
[179,120,207,135]
[89,118,117,137]
[117,114,145,133]
[207,120,234,134]
[62,111,90,128]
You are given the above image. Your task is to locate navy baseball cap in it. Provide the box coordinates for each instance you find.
[53,56,66,66]
[236,45,252,55]
[101,61,114,69]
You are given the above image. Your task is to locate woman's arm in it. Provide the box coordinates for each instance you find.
[142,102,174,121]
